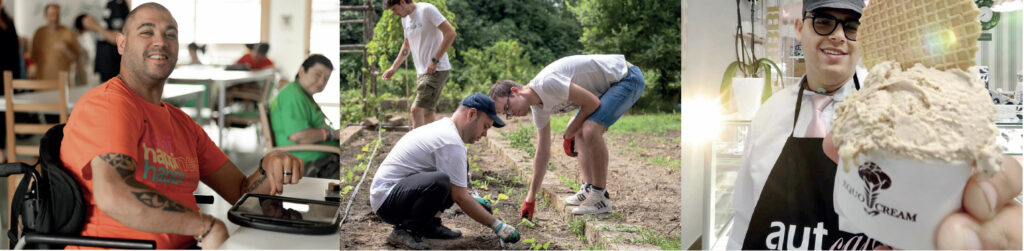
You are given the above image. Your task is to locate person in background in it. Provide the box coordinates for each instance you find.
[61,3,304,249]
[72,14,98,85]
[381,0,457,128]
[224,43,273,112]
[31,3,81,81]
[187,42,205,65]
[236,43,273,70]
[72,0,127,82]
[269,54,342,178]
[20,37,33,79]
[370,94,519,249]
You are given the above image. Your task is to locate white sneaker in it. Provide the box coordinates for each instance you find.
[572,189,612,215]
[563,183,589,206]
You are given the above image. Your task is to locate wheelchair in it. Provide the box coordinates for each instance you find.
[1,124,157,249]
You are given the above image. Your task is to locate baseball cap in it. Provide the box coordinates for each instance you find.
[459,94,506,128]
[803,0,865,15]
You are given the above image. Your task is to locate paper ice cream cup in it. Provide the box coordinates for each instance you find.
[833,151,971,249]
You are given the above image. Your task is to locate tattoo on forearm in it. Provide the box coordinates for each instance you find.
[102,153,148,189]
[246,175,267,193]
[99,153,189,213]
[131,191,187,212]
[400,49,408,57]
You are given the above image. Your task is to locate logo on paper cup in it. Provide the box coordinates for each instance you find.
[842,162,919,222]
[858,162,892,216]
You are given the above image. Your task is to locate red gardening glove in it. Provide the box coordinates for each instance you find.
[520,200,535,220]
[563,137,578,157]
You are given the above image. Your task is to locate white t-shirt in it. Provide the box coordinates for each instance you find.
[369,117,467,212]
[401,3,451,75]
[75,32,99,85]
[528,54,629,128]
[728,69,866,249]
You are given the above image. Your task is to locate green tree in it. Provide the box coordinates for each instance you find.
[568,0,681,111]
[451,39,538,101]
[447,0,583,66]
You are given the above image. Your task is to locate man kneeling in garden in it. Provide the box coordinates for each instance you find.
[488,54,645,218]
[369,94,520,249]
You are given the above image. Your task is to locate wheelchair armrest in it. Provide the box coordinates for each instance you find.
[18,232,156,249]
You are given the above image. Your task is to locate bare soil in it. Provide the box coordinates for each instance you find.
[335,128,585,250]
[492,119,682,245]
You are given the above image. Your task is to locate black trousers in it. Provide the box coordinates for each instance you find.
[376,172,455,231]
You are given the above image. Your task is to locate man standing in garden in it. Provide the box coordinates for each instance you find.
[381,0,457,128]
[370,94,519,249]
[487,54,645,218]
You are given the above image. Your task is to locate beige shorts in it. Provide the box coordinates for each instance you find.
[412,70,449,109]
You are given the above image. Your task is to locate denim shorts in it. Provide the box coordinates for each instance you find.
[585,66,645,129]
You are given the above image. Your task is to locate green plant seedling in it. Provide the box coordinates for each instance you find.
[520,218,537,228]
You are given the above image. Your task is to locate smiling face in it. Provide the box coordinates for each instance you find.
[117,6,178,84]
[298,63,331,95]
[796,8,860,90]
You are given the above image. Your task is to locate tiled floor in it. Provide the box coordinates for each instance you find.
[0,121,264,246]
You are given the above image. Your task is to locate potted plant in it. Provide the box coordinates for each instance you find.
[719,0,784,119]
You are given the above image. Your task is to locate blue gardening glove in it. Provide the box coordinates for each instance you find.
[474,196,494,213]
[490,219,520,243]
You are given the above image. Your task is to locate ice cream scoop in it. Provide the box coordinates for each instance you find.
[832,61,1003,176]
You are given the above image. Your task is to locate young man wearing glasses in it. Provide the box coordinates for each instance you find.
[729,0,1022,249]
[728,0,870,249]
[487,54,645,218]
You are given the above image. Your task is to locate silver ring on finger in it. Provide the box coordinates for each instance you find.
[283,171,293,177]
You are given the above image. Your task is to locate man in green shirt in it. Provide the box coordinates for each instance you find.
[269,54,340,178]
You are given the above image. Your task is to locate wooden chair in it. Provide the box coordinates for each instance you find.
[223,75,275,127]
[3,71,69,162]
[258,103,340,154]
[3,70,69,247]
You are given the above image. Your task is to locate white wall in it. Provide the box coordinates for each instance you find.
[681,0,738,249]
[267,0,307,85]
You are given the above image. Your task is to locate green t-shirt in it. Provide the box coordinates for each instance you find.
[269,82,339,163]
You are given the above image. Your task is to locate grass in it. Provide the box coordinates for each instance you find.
[501,123,536,158]
[646,156,682,169]
[634,229,682,250]
[568,215,587,242]
[559,174,582,192]
[548,113,680,135]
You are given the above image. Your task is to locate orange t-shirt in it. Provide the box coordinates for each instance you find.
[235,54,274,70]
[61,77,228,249]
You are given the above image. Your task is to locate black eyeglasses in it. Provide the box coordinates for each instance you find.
[504,95,512,120]
[805,14,859,41]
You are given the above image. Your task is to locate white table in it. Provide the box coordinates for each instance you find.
[0,84,206,123]
[168,65,275,145]
[197,177,340,250]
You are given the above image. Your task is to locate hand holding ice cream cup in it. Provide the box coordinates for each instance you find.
[824,61,1022,249]
[823,0,1022,249]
